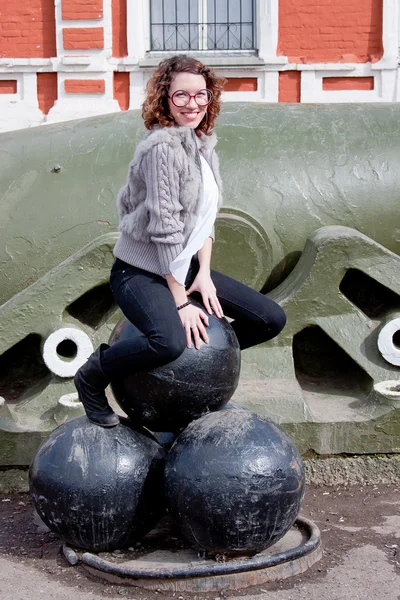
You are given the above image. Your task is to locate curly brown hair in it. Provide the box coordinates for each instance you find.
[142,55,225,136]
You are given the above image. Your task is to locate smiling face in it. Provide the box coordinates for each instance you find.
[168,72,208,129]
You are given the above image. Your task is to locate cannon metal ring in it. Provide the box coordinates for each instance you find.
[377,317,400,366]
[42,327,93,377]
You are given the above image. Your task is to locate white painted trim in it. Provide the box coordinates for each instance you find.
[221,90,259,102]
[0,72,43,132]
[57,71,113,94]
[198,0,208,51]
[102,0,113,58]
[380,68,399,101]
[61,57,110,72]
[58,19,105,27]
[127,0,147,61]
[47,71,120,124]
[20,72,39,105]
[258,0,286,63]
[55,0,111,59]
[221,70,279,102]
[373,0,399,68]
[300,66,398,103]
[0,72,22,102]
[0,58,54,67]
[263,70,279,102]
[296,63,357,72]
[56,48,106,57]
[129,70,146,109]
[217,68,277,102]
[54,0,64,57]
[0,72,40,107]
[300,71,317,103]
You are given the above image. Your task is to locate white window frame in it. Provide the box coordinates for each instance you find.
[127,1,283,63]
[146,0,257,53]
[198,0,208,51]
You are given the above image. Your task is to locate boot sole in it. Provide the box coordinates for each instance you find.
[87,416,120,428]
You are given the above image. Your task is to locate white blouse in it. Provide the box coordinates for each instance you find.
[169,155,219,285]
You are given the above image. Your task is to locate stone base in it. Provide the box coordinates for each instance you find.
[77,517,322,592]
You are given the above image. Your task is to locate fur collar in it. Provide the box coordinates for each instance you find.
[135,125,217,159]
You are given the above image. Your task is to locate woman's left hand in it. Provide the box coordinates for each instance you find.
[186,270,224,318]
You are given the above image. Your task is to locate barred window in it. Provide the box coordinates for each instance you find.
[150,0,256,51]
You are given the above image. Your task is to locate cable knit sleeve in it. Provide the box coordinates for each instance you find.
[140,142,185,275]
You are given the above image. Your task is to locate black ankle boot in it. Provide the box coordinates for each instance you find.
[74,344,120,427]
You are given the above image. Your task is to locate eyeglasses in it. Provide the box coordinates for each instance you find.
[169,89,213,107]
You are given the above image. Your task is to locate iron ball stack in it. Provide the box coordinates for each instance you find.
[29,309,305,556]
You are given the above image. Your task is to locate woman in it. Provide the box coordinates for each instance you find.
[74,55,286,427]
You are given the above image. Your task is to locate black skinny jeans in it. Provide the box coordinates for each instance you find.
[100,257,286,377]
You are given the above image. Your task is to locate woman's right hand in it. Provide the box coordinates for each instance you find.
[178,304,209,349]
[165,274,209,349]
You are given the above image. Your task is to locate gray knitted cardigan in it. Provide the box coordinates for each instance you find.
[113,125,223,276]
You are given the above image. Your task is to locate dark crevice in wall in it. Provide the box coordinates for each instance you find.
[261,251,302,294]
[293,325,372,393]
[66,283,117,329]
[339,268,400,319]
[0,334,51,402]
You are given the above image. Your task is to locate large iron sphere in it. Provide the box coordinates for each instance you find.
[29,416,165,552]
[109,303,241,431]
[164,408,305,555]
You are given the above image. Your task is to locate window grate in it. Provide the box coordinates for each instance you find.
[150,0,256,51]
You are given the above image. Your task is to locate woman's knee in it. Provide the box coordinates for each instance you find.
[269,304,287,337]
[257,303,286,341]
[148,329,186,363]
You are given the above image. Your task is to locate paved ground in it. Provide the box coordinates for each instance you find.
[0,484,399,600]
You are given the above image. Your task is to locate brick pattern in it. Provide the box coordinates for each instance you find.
[63,27,104,50]
[37,73,58,114]
[323,76,375,91]
[62,0,103,20]
[279,72,301,102]
[0,80,17,94]
[113,72,130,110]
[224,78,258,92]
[112,0,128,57]
[64,79,105,94]
[278,0,383,63]
[0,1,56,58]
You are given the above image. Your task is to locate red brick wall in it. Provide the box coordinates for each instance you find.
[0,1,56,58]
[113,72,130,110]
[64,79,105,94]
[0,80,17,94]
[278,0,383,63]
[37,73,58,114]
[63,27,104,50]
[279,72,301,102]
[224,78,258,92]
[112,0,128,57]
[62,0,103,20]
[322,76,375,91]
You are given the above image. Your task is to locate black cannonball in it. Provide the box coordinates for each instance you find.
[29,416,165,552]
[109,301,241,431]
[164,408,305,555]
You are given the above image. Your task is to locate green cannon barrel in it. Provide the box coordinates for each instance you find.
[1,103,400,465]
[0,103,399,307]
